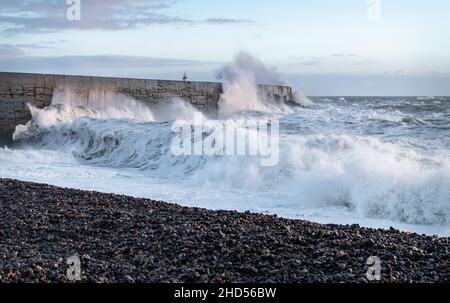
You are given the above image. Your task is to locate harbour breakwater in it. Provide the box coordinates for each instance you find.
[0,72,294,141]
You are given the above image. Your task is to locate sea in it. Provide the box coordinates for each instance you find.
[1,89,449,236]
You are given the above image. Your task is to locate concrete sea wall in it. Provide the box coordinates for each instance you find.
[0,72,294,141]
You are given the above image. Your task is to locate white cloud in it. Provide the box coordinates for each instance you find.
[0,0,253,35]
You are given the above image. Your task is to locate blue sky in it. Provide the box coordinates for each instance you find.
[1,0,449,95]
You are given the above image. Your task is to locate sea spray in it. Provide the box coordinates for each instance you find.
[293,91,314,107]
[13,86,202,142]
[171,112,280,167]
[11,108,450,226]
[3,71,450,235]
[216,52,302,115]
[51,85,201,122]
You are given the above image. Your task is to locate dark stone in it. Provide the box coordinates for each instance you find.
[0,178,448,283]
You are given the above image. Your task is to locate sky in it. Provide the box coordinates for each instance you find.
[0,0,449,96]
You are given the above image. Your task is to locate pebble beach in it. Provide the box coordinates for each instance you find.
[0,178,449,283]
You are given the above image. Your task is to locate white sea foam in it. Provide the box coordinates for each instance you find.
[2,62,450,236]
[216,52,301,115]
[7,102,450,233]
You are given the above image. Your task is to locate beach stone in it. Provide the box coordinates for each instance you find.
[0,178,448,283]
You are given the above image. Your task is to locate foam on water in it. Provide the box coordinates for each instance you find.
[1,64,450,236]
[2,96,450,236]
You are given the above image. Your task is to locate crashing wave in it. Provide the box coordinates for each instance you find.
[12,105,450,226]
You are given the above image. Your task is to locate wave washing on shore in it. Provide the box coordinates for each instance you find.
[1,94,450,236]
[1,58,450,236]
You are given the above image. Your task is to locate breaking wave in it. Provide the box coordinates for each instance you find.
[3,55,450,233]
[216,51,310,115]
[10,97,450,227]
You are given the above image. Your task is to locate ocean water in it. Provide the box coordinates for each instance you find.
[1,92,449,236]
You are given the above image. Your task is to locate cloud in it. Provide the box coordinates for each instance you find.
[0,54,219,71]
[295,59,322,66]
[292,56,327,66]
[0,43,60,58]
[0,0,254,35]
[0,54,223,82]
[346,58,378,66]
[0,0,190,34]
[205,18,254,25]
[287,73,450,96]
[299,61,321,66]
[291,54,379,67]
[0,44,26,57]
[11,43,56,50]
[331,53,357,57]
